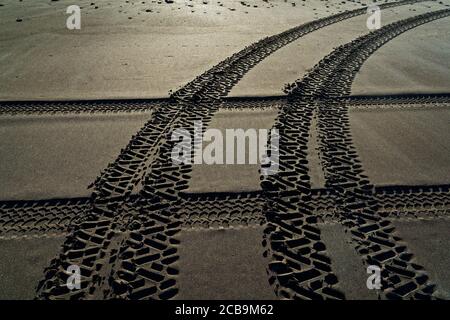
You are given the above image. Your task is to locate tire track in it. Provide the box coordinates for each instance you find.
[1,93,449,115]
[281,8,450,299]
[0,198,90,240]
[1,185,448,239]
[259,97,345,299]
[34,0,432,299]
[345,93,450,109]
[0,99,161,116]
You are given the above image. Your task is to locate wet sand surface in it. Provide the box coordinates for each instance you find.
[393,219,450,299]
[176,226,276,300]
[0,112,151,200]
[349,107,450,186]
[4,1,447,100]
[0,236,64,299]
[187,108,278,193]
[320,223,378,300]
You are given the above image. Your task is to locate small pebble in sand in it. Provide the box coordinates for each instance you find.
[16,18,22,22]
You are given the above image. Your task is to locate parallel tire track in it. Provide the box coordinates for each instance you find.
[260,97,345,299]
[282,8,450,299]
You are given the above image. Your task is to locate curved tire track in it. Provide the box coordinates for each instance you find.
[276,8,450,299]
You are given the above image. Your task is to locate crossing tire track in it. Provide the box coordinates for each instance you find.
[0,185,448,239]
[2,93,448,116]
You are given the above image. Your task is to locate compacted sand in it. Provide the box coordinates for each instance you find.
[349,107,450,186]
[393,220,450,299]
[176,226,276,300]
[0,237,65,299]
[0,112,151,200]
[187,107,278,193]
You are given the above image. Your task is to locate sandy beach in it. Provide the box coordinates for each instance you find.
[0,0,449,301]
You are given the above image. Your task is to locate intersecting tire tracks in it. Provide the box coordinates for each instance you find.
[2,93,449,116]
[1,184,448,238]
[32,0,442,300]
